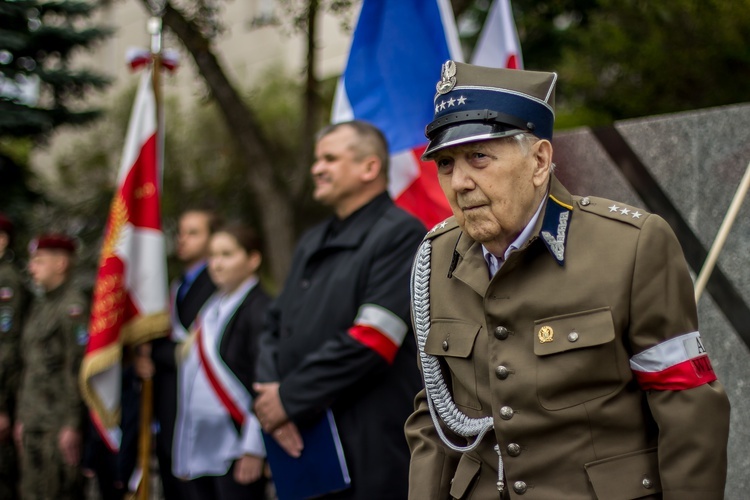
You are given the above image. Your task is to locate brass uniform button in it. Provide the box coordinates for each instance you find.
[507,443,521,457]
[441,340,449,351]
[642,478,653,489]
[513,481,527,494]
[580,196,591,206]
[567,331,579,342]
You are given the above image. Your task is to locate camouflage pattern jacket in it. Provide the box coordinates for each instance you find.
[17,280,88,431]
[0,254,26,416]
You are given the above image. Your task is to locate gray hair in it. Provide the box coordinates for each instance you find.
[507,132,556,172]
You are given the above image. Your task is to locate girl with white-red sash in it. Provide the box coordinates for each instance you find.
[173,223,271,500]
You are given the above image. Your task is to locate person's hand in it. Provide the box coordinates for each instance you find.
[233,454,263,485]
[12,421,23,454]
[58,426,81,467]
[252,382,287,432]
[0,412,11,442]
[134,342,155,379]
[272,421,304,458]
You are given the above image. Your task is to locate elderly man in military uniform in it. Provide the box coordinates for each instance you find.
[0,214,26,499]
[14,234,88,500]
[405,62,730,500]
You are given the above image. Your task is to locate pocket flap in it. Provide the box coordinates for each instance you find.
[534,307,614,356]
[449,453,481,499]
[425,320,482,358]
[585,448,661,500]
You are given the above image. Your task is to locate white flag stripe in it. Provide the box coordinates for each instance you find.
[471,0,523,69]
[116,226,168,314]
[437,0,465,61]
[629,331,702,372]
[331,77,354,123]
[354,304,408,346]
[388,149,421,198]
[118,71,156,184]
[89,366,121,413]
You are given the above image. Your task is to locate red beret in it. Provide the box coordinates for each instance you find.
[29,233,77,254]
[0,214,12,236]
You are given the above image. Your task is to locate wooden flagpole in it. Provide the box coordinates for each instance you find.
[694,159,750,303]
[134,12,164,500]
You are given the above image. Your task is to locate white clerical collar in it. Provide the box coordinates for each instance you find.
[482,195,546,277]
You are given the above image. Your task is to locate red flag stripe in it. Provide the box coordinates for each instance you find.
[119,133,160,230]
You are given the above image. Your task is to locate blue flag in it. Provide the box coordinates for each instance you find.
[332,0,463,228]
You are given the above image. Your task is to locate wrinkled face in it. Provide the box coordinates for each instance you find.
[311,126,368,213]
[208,232,260,293]
[28,249,68,290]
[434,136,550,253]
[176,211,211,265]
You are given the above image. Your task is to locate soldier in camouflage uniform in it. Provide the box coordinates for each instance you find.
[0,215,26,500]
[13,234,88,500]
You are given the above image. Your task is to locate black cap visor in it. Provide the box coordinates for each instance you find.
[422,122,524,160]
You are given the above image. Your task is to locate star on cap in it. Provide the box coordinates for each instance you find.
[447,97,456,107]
[439,101,447,111]
[456,96,467,105]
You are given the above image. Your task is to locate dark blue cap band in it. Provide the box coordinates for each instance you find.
[428,87,554,141]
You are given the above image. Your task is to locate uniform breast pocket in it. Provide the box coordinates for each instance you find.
[424,319,483,410]
[534,307,623,410]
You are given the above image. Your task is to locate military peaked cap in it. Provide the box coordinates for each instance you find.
[423,61,557,159]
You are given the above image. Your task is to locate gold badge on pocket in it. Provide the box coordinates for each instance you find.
[538,326,554,343]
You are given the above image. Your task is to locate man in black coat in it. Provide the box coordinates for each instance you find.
[254,120,426,500]
[135,208,218,499]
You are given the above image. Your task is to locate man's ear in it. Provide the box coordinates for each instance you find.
[55,253,72,276]
[360,155,383,182]
[531,139,553,188]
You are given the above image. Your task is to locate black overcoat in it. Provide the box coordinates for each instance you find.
[256,192,425,500]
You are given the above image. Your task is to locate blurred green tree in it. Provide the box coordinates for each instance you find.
[0,0,111,243]
[0,0,111,136]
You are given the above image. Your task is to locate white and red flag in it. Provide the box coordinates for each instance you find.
[79,69,169,451]
[471,0,524,69]
[331,0,463,229]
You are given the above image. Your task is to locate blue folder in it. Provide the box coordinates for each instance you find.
[263,410,351,499]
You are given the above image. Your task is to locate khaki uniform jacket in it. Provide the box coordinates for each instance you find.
[0,255,26,415]
[17,280,88,431]
[405,176,730,500]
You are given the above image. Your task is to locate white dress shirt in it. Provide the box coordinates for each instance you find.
[172,277,265,479]
[482,195,546,278]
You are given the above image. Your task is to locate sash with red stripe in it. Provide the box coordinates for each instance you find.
[194,325,250,426]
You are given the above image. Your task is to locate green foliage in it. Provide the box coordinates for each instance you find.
[555,0,750,124]
[0,0,112,138]
[459,0,750,128]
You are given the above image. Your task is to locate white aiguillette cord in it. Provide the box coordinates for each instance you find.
[411,240,505,494]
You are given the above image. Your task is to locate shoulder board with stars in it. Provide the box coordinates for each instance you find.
[424,217,459,240]
[575,196,650,228]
